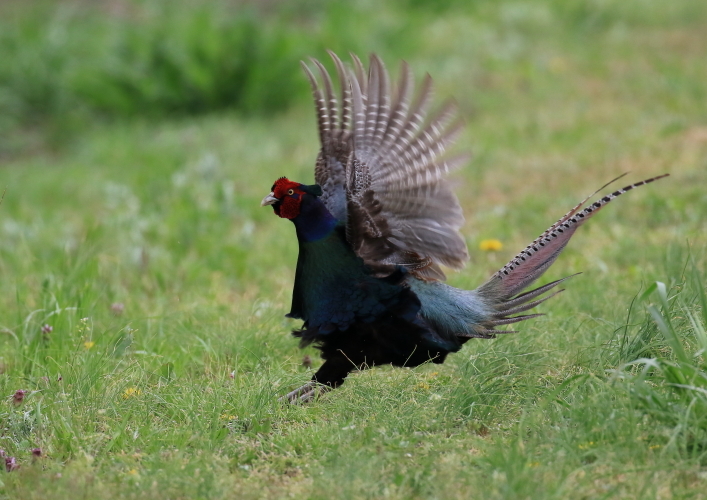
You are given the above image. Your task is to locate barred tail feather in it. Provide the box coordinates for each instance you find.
[474,174,668,333]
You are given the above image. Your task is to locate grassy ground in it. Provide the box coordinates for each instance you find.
[2,0,707,498]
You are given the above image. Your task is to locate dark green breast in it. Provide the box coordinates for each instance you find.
[288,224,416,335]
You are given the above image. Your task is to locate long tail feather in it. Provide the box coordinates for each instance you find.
[499,274,578,310]
[457,329,517,338]
[485,313,545,326]
[481,174,668,300]
[491,289,564,317]
[472,174,668,335]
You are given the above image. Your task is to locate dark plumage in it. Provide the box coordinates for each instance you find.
[261,52,667,402]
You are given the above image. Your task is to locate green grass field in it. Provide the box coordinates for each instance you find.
[2,1,707,498]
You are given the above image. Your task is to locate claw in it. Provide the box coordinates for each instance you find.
[280,382,315,403]
[279,382,332,403]
[299,384,332,403]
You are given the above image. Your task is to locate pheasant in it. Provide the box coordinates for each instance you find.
[261,52,667,402]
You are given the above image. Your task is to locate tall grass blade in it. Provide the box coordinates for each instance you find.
[648,282,689,363]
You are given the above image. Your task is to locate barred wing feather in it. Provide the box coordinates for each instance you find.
[302,52,469,280]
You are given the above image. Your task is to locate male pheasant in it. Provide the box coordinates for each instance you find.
[261,52,667,402]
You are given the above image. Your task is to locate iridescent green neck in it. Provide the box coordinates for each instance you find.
[292,196,338,242]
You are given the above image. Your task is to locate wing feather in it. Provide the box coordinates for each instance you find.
[363,56,380,155]
[303,53,469,280]
[301,62,330,152]
[329,51,352,136]
[376,61,413,165]
[313,59,339,150]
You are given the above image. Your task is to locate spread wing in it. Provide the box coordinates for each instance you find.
[302,52,469,280]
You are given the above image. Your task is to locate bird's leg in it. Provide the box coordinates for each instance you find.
[279,381,333,404]
[311,354,356,388]
[280,353,358,403]
[280,382,317,403]
[297,383,332,403]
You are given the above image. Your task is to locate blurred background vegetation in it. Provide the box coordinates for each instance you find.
[3,0,705,153]
[0,0,414,148]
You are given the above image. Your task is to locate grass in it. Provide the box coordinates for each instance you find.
[2,0,707,498]
[0,0,411,150]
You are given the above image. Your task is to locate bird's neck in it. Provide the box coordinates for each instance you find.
[291,196,339,242]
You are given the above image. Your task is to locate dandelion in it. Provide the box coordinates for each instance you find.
[479,239,503,251]
[122,387,141,399]
[83,341,95,349]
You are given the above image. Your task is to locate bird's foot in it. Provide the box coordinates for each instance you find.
[279,382,332,404]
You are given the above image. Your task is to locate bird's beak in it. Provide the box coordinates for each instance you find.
[261,192,279,207]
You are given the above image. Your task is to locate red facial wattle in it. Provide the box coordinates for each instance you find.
[261,177,306,219]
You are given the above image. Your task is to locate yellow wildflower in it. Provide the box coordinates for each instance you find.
[479,239,503,251]
[122,387,142,399]
[83,341,95,349]
[578,441,595,450]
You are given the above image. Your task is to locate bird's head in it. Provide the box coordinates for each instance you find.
[261,177,323,219]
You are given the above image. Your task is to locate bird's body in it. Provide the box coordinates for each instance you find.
[262,52,667,402]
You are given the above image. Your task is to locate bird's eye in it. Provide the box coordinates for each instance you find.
[287,189,295,196]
